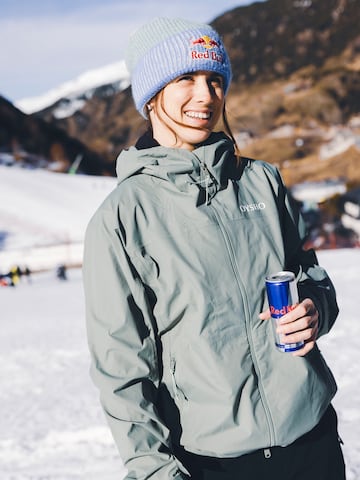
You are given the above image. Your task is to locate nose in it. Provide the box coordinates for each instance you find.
[193,76,213,103]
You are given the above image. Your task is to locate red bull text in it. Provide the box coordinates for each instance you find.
[265,271,304,353]
[190,36,223,63]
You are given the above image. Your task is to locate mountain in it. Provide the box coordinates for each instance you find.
[0,96,114,175]
[212,0,360,186]
[214,0,359,84]
[36,84,147,166]
[0,61,130,175]
[16,61,129,116]
[3,0,360,185]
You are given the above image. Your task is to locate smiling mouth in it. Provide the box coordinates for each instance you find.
[185,111,211,120]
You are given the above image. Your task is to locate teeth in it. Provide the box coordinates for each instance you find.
[185,111,210,119]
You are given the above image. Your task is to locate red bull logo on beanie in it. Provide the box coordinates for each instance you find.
[192,35,219,49]
[191,36,223,62]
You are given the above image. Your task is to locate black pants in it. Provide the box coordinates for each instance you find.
[178,405,346,480]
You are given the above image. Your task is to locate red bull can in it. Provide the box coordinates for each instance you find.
[265,271,304,353]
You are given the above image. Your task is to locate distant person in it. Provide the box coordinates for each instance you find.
[8,265,20,286]
[83,17,345,480]
[23,266,32,283]
[16,265,22,278]
[56,264,67,281]
[0,273,9,287]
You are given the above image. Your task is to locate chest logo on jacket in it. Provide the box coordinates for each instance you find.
[239,202,266,213]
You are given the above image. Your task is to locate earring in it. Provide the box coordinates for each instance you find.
[147,104,153,112]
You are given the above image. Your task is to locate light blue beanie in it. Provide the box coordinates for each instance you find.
[125,17,232,117]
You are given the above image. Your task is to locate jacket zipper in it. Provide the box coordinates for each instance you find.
[170,357,179,400]
[209,202,276,446]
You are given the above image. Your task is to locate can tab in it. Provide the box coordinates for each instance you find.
[264,448,272,459]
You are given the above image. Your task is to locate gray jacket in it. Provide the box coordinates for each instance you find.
[83,132,338,479]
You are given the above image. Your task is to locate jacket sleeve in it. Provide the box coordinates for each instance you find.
[274,169,339,338]
[82,204,189,480]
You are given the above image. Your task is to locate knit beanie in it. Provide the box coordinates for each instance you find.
[125,17,232,117]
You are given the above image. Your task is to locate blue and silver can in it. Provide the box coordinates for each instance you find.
[265,271,304,353]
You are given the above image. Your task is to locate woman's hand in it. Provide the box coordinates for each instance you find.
[259,298,319,356]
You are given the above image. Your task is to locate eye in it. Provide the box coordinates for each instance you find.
[177,74,194,82]
[209,75,223,87]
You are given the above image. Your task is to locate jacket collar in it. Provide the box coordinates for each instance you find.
[117,131,243,205]
[135,129,159,149]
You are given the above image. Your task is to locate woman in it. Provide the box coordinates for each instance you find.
[83,17,345,480]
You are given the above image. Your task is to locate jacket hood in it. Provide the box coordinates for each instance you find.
[115,132,241,204]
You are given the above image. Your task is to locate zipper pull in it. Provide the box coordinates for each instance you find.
[199,162,210,205]
[264,448,272,459]
[205,174,210,205]
[170,358,179,400]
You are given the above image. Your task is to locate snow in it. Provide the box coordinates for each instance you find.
[0,268,126,479]
[291,179,347,204]
[53,98,87,120]
[0,165,117,271]
[15,61,130,115]
[342,214,360,237]
[0,165,359,479]
[320,127,360,160]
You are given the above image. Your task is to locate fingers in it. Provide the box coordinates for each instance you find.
[276,298,319,355]
[278,322,319,346]
[292,340,316,357]
[259,308,270,320]
[277,298,317,328]
[259,299,319,355]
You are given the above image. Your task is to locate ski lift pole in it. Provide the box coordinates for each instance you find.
[68,154,83,174]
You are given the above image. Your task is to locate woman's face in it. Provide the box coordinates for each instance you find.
[150,71,225,151]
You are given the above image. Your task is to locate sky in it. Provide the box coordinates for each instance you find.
[0,0,263,103]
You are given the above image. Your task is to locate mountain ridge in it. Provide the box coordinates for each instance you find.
[16,60,129,115]
[0,96,113,175]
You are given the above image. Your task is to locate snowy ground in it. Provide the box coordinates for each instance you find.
[0,268,126,480]
[0,250,358,480]
[0,165,359,479]
[0,165,116,271]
